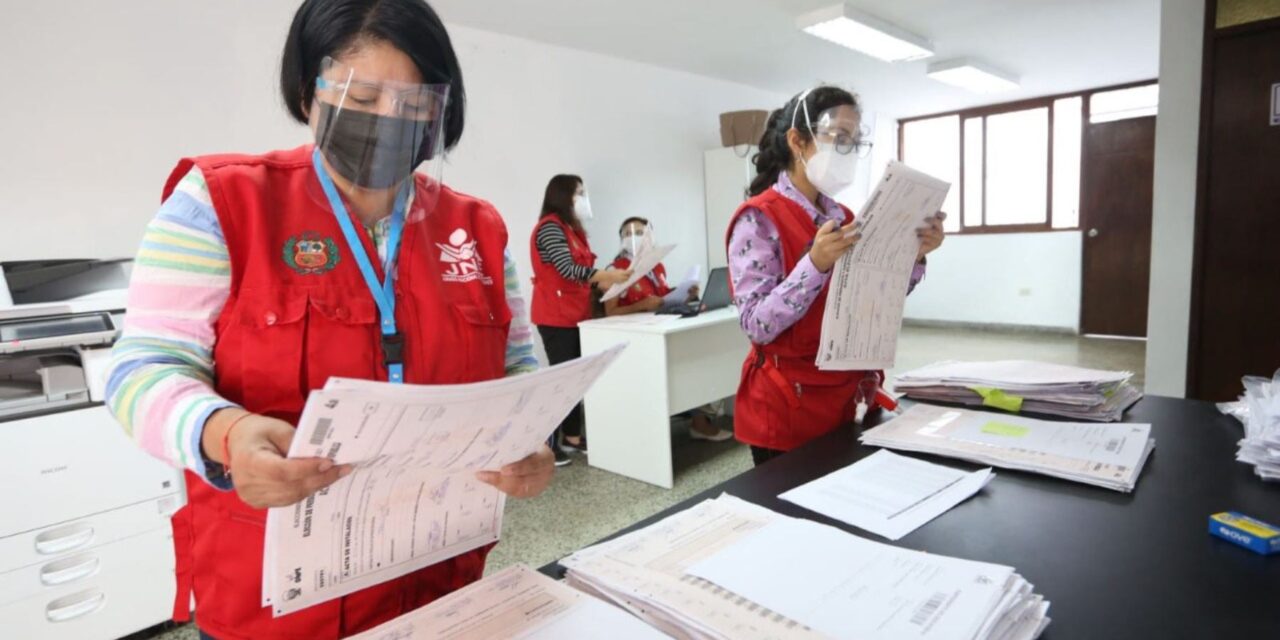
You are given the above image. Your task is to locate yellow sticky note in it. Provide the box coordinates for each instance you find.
[969,386,1024,412]
[981,421,1030,438]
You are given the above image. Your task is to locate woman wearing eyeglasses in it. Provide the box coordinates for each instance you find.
[725,86,946,466]
[105,1,554,637]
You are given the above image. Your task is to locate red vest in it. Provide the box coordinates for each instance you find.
[725,189,882,451]
[162,145,511,639]
[529,215,596,327]
[610,255,671,306]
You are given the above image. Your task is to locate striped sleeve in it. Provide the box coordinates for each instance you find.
[502,249,538,376]
[105,166,237,490]
[534,221,596,282]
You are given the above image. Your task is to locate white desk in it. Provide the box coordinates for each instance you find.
[578,307,749,487]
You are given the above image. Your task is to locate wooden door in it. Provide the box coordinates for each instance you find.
[1080,116,1156,337]
[1190,19,1280,400]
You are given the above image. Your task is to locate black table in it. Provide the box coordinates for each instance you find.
[541,396,1279,638]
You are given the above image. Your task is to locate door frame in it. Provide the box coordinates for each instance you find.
[1186,7,1280,397]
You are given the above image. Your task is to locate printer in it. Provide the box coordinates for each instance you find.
[0,259,186,640]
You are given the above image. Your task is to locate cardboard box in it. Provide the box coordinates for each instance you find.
[719,110,769,147]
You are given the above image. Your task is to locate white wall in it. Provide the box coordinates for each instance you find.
[442,25,784,290]
[1144,0,1205,397]
[904,231,1083,331]
[0,2,785,301]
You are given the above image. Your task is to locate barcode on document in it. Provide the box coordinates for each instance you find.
[310,418,333,446]
[911,592,947,626]
[1105,438,1121,453]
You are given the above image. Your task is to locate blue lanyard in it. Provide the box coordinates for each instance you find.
[312,148,408,383]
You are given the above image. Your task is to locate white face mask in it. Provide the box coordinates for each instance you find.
[574,194,594,220]
[802,142,859,198]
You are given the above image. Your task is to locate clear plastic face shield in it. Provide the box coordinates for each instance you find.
[310,56,451,218]
[620,220,656,258]
[791,91,871,197]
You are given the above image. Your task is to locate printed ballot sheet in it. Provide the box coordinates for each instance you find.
[817,162,950,371]
[347,564,668,640]
[601,244,676,302]
[687,517,1025,640]
[263,345,624,616]
[780,450,993,540]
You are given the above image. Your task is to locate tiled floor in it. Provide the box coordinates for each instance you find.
[136,325,1144,639]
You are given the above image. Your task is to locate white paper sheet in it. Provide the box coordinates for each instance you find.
[779,449,993,540]
[817,162,950,371]
[662,264,701,305]
[602,244,676,302]
[263,345,624,616]
[346,564,667,640]
[687,517,1017,640]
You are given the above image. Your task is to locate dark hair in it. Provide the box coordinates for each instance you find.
[618,216,649,236]
[541,174,584,233]
[280,0,467,150]
[748,86,860,197]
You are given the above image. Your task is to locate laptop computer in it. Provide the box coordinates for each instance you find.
[658,266,732,317]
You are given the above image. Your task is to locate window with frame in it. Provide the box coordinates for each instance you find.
[900,82,1156,233]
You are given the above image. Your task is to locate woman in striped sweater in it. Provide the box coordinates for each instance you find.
[528,175,630,465]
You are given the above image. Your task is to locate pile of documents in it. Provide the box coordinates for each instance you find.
[1221,372,1280,480]
[861,404,1154,492]
[562,494,1050,640]
[348,564,666,640]
[893,360,1143,422]
[261,345,623,616]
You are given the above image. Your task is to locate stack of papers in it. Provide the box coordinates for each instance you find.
[348,564,667,639]
[861,404,1154,492]
[261,345,623,616]
[1223,373,1280,480]
[780,449,993,540]
[563,495,1049,640]
[893,360,1143,422]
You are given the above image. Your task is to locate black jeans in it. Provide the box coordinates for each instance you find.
[537,325,584,440]
[750,445,785,466]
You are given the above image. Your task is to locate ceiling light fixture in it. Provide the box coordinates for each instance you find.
[926,58,1021,93]
[796,3,934,63]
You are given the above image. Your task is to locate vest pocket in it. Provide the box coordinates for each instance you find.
[451,302,512,378]
[235,287,309,417]
[306,288,380,388]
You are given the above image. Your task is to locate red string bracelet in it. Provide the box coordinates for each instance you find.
[221,413,253,476]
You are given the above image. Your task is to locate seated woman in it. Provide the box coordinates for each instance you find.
[603,217,694,315]
[607,217,731,442]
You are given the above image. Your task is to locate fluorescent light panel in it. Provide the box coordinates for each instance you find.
[797,4,934,62]
[927,59,1020,93]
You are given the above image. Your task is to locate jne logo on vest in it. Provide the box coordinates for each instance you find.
[437,228,493,285]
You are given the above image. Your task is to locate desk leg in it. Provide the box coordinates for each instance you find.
[579,329,673,488]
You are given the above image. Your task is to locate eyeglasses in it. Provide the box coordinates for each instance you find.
[815,126,874,157]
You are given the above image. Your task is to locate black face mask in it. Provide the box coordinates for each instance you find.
[315,102,438,190]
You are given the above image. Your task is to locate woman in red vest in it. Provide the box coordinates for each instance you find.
[530,175,631,465]
[606,218,732,441]
[725,86,947,466]
[105,2,554,638]
[604,217,680,316]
